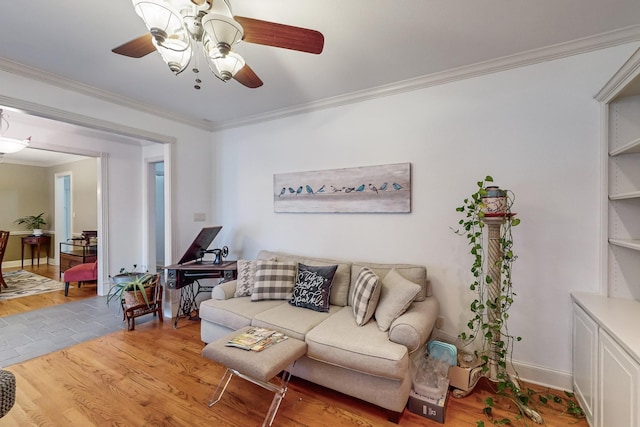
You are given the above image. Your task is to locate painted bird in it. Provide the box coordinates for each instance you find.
[278,187,286,197]
[306,185,314,195]
[369,184,378,194]
[296,186,303,195]
[344,187,355,193]
[392,183,403,190]
[331,185,342,192]
[356,184,365,192]
[317,185,325,193]
[379,182,388,191]
[288,187,295,194]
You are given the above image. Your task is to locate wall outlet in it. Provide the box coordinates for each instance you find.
[193,212,206,222]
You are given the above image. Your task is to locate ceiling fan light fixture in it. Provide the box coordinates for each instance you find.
[201,13,244,55]
[0,136,28,154]
[207,51,245,81]
[132,0,189,51]
[152,38,192,74]
[0,110,29,154]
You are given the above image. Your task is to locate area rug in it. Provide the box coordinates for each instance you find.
[0,270,65,301]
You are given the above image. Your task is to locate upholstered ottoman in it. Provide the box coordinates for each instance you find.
[0,369,16,418]
[202,327,307,426]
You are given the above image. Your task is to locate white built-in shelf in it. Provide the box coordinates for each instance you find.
[572,292,640,364]
[609,238,640,251]
[610,137,640,156]
[609,190,640,200]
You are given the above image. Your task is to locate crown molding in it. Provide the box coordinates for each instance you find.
[0,58,210,132]
[2,25,640,134]
[0,94,175,145]
[216,24,640,131]
[595,42,640,102]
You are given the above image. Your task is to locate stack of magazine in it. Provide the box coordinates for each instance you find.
[226,327,288,352]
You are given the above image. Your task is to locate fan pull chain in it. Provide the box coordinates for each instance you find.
[193,68,202,90]
[192,51,202,90]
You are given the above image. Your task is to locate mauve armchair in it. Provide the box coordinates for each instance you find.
[63,261,98,296]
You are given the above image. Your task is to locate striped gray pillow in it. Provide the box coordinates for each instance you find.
[234,259,257,297]
[251,260,297,301]
[351,267,381,326]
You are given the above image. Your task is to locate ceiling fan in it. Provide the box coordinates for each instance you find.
[112,0,324,89]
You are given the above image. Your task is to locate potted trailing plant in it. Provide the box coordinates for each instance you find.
[107,265,157,308]
[454,176,583,426]
[15,212,46,235]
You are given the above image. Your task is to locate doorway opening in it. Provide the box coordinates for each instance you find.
[144,159,165,272]
[54,172,72,264]
[154,162,165,268]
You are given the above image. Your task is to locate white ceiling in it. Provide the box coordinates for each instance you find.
[1,1,640,146]
[0,148,88,168]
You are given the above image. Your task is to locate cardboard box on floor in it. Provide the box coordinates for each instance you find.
[407,387,449,423]
[449,365,485,392]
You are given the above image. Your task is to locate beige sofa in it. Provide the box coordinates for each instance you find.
[199,250,439,421]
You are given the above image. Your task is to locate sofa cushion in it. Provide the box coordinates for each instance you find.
[234,259,257,297]
[375,269,421,332]
[305,307,409,381]
[199,297,285,331]
[351,267,381,326]
[252,303,341,341]
[257,250,352,307]
[303,259,351,307]
[251,260,297,301]
[289,263,338,312]
[350,262,428,303]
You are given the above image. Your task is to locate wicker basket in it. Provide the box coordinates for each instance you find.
[123,286,154,308]
[0,369,16,418]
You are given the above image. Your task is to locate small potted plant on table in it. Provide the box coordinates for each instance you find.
[15,212,46,236]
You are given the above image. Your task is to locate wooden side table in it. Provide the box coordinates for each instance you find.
[21,235,50,268]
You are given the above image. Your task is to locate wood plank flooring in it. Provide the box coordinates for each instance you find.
[0,265,588,426]
[0,264,97,317]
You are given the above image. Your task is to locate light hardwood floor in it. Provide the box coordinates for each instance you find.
[0,265,588,426]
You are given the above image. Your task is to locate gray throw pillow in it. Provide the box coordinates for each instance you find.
[234,259,257,297]
[251,260,297,301]
[289,263,338,312]
[375,268,421,332]
[351,267,381,326]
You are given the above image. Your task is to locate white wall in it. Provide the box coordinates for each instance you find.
[0,70,214,283]
[211,43,640,388]
[2,38,638,389]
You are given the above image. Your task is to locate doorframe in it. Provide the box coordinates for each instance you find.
[0,95,175,297]
[142,144,173,271]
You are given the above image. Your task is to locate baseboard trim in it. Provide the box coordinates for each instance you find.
[1,258,49,270]
[510,360,573,392]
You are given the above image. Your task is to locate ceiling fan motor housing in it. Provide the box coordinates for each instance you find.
[180,8,205,41]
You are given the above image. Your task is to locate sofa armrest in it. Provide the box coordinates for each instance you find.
[211,280,238,300]
[388,296,439,353]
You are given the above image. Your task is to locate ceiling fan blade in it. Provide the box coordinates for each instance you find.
[235,16,324,54]
[233,64,263,88]
[111,34,156,58]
